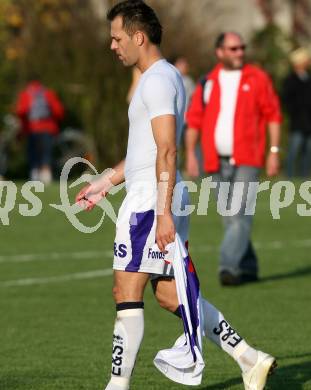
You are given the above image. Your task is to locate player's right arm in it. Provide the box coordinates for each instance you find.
[152,114,177,252]
[76,159,125,211]
[141,72,177,252]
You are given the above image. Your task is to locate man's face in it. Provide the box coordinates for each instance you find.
[295,59,311,72]
[110,16,139,67]
[175,58,189,76]
[216,34,246,70]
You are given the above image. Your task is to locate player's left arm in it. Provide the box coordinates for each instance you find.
[152,114,177,252]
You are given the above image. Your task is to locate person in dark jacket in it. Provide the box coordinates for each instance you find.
[283,48,311,178]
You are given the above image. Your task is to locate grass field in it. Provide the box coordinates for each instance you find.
[1,180,311,389]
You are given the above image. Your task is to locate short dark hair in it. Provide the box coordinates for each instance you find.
[215,33,226,49]
[107,0,162,45]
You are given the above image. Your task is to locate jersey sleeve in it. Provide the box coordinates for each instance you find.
[257,71,282,123]
[15,91,30,117]
[141,73,176,120]
[46,90,65,120]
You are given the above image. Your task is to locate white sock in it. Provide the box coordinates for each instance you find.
[105,303,144,390]
[201,298,258,373]
[30,168,39,181]
[105,378,130,390]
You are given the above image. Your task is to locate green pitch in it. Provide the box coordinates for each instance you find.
[0,181,310,389]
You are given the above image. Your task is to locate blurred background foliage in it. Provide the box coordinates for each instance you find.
[0,0,310,176]
[1,0,130,172]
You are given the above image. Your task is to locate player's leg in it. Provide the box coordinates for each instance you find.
[152,277,276,388]
[105,271,149,390]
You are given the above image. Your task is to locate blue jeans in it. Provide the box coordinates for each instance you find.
[286,131,311,178]
[212,159,260,277]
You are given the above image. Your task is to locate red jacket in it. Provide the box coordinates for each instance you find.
[186,64,282,172]
[16,81,64,135]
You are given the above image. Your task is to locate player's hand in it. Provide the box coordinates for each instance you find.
[266,152,280,177]
[156,213,176,253]
[76,184,104,211]
[76,177,112,211]
[186,152,200,178]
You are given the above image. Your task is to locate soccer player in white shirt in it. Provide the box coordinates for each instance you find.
[76,1,276,389]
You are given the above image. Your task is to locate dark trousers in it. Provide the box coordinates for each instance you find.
[286,131,311,178]
[28,132,53,170]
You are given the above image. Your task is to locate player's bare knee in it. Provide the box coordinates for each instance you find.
[112,285,122,302]
[154,290,166,309]
[113,284,143,303]
[112,285,129,303]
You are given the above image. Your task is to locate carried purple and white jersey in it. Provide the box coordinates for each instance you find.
[113,59,189,275]
[154,235,204,385]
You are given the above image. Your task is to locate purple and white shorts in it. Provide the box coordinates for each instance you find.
[113,184,189,276]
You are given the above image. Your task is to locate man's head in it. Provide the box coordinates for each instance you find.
[107,0,162,67]
[215,32,246,70]
[173,57,190,76]
[290,48,311,73]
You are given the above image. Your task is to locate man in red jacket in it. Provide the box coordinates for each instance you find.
[185,32,282,286]
[16,78,64,183]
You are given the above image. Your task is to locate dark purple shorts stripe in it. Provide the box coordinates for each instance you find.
[125,210,155,272]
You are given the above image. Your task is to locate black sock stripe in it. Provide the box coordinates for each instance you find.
[116,302,144,311]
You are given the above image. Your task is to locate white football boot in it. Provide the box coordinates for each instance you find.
[242,351,277,390]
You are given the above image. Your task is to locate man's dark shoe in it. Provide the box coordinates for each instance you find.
[220,271,259,286]
[219,271,242,286]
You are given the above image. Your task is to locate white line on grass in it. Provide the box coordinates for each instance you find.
[1,239,311,265]
[0,269,113,287]
[1,238,311,288]
[0,250,111,264]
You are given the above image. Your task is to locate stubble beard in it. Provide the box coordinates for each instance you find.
[223,58,244,70]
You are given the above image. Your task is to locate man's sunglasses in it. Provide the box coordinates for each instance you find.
[223,44,247,52]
